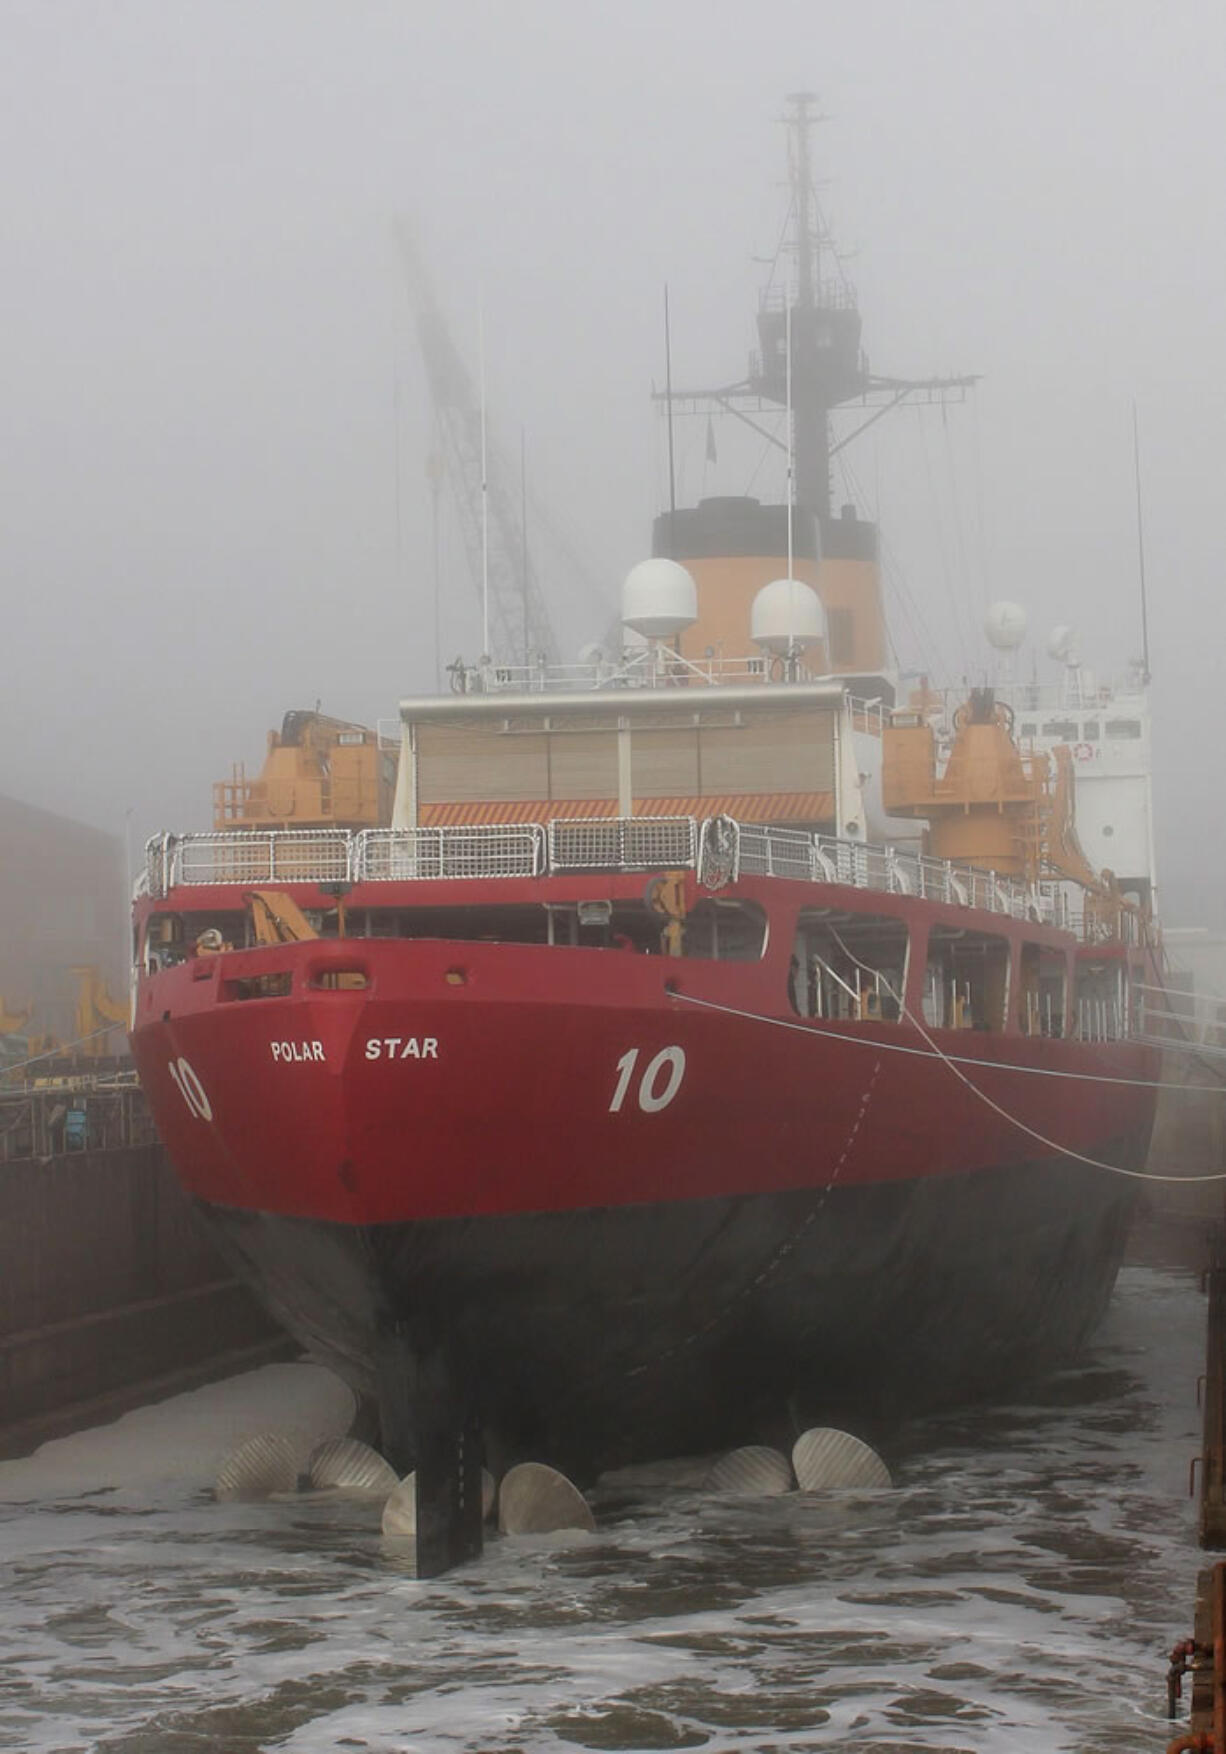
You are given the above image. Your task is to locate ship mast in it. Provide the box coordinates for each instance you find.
[659,93,977,528]
[780,90,842,519]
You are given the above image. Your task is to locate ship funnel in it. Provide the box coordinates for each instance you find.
[621,558,698,640]
[751,578,825,655]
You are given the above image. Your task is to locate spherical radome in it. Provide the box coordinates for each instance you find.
[751,578,825,654]
[621,559,698,639]
[984,600,1028,650]
[1046,623,1076,662]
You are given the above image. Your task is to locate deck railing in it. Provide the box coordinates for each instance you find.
[357,825,546,881]
[143,816,1141,942]
[726,823,1064,928]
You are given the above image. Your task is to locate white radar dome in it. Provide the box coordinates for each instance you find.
[751,578,825,655]
[1047,623,1077,663]
[621,558,698,640]
[984,600,1028,650]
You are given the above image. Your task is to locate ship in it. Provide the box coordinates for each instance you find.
[129,98,1163,1549]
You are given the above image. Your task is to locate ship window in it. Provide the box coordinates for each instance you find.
[681,900,767,962]
[790,910,908,1022]
[1105,718,1142,739]
[150,910,248,968]
[1019,722,1037,738]
[923,926,1009,1031]
[1018,941,1067,1038]
[1080,721,1100,741]
[1074,959,1127,1041]
[224,970,293,1001]
[1041,719,1079,739]
[353,905,554,946]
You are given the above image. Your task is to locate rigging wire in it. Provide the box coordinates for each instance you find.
[742,413,788,497]
[970,385,993,611]
[919,415,975,678]
[838,448,946,683]
[760,194,798,300]
[941,403,978,656]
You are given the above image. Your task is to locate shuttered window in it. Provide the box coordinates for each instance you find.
[698,710,834,796]
[631,728,700,797]
[417,722,548,804]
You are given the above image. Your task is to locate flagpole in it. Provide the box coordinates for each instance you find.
[786,295,794,583]
[664,284,677,533]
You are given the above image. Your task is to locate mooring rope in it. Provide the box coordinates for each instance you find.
[671,986,1226,1186]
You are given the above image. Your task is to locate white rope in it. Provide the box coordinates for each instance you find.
[673,991,1221,1092]
[671,990,1226,1186]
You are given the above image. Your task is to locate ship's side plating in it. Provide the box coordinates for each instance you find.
[130,845,1158,1468]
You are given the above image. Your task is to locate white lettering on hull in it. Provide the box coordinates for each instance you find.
[270,1041,326,1063]
[363,1037,440,1061]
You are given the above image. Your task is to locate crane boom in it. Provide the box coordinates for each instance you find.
[397,229,560,665]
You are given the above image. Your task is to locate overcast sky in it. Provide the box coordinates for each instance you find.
[1,1,1222,923]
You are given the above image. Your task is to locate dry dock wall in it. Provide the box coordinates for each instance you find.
[0,1129,289,1455]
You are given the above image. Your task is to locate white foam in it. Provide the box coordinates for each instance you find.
[0,1361,356,1503]
[0,1267,1205,1753]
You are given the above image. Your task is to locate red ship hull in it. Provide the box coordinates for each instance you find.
[130,873,1158,1469]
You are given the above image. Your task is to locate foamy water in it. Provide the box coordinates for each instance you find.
[0,1265,1203,1752]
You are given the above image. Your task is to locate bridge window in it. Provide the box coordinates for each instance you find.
[1041,719,1079,739]
[923,927,1010,1031]
[1105,718,1142,740]
[790,910,909,1021]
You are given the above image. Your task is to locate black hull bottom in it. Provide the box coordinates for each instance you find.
[199,1147,1139,1476]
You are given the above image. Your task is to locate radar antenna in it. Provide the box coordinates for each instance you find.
[657,93,979,520]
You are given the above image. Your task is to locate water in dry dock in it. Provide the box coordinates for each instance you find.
[0,1263,1206,1753]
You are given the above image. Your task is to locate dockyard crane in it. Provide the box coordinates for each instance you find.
[396,229,561,668]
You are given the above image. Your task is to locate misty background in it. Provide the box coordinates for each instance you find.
[2,1,1222,925]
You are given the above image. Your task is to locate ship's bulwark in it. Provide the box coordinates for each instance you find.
[197,1144,1139,1478]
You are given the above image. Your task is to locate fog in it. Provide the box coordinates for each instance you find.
[1,1,1222,923]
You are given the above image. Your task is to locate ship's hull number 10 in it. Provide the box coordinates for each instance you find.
[168,1056,213,1122]
[609,1045,686,1114]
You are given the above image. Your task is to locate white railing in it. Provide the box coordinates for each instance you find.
[355,825,545,881]
[548,816,698,872]
[1075,997,1126,1043]
[449,648,785,695]
[141,817,1130,943]
[440,648,889,728]
[721,821,1060,927]
[148,829,353,892]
